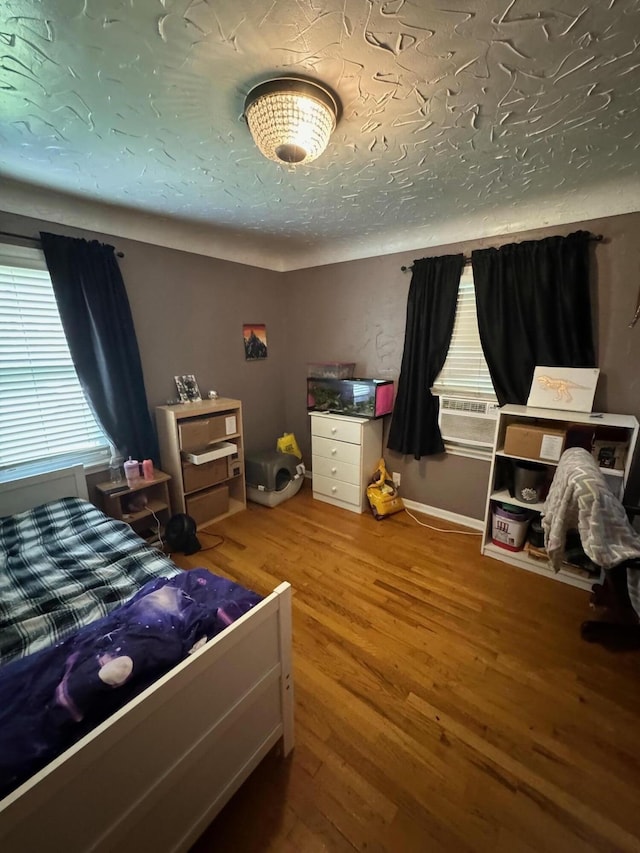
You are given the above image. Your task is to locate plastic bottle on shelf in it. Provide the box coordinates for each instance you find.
[124,457,140,486]
[109,451,125,484]
[142,459,154,481]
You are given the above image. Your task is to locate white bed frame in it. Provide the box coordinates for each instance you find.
[0,468,294,853]
[0,464,88,516]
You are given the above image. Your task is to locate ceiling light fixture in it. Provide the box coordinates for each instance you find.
[244,77,340,166]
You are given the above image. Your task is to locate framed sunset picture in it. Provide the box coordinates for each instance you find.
[243,324,268,360]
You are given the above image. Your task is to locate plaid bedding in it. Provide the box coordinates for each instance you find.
[0,497,180,666]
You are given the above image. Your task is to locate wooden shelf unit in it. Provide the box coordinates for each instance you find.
[156,398,246,529]
[482,404,639,591]
[95,470,172,545]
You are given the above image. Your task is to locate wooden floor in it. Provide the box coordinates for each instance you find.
[175,483,640,853]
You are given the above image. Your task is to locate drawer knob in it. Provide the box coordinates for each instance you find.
[331,448,337,455]
[331,467,337,474]
[331,427,337,434]
[331,486,337,493]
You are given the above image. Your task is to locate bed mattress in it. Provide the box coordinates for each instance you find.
[0,497,181,665]
[0,497,264,800]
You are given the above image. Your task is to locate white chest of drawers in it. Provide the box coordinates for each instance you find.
[310,412,384,513]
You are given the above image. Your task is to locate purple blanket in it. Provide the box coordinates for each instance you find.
[0,569,261,799]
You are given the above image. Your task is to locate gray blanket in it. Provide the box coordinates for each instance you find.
[542,447,640,616]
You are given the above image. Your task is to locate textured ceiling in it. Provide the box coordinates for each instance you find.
[1,0,639,270]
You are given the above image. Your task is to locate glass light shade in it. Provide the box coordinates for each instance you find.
[244,78,338,165]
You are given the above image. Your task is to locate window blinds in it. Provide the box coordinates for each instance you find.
[0,247,110,473]
[432,266,496,400]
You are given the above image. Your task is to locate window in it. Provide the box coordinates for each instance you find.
[432,265,496,400]
[432,265,497,460]
[0,245,111,479]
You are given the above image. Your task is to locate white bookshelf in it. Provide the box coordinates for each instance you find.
[482,404,639,591]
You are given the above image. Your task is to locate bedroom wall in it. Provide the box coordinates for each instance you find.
[0,211,288,458]
[283,211,640,519]
[3,207,639,520]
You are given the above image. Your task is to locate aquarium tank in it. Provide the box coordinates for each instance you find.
[307,378,394,419]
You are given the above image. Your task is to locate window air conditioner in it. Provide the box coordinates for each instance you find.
[437,396,500,448]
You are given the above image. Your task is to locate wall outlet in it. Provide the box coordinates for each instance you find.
[392,471,401,487]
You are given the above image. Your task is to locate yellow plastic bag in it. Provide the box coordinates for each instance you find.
[366,459,404,520]
[277,432,302,459]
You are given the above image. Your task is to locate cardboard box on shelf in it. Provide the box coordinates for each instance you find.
[179,414,237,452]
[503,423,567,462]
[185,485,229,526]
[182,457,228,493]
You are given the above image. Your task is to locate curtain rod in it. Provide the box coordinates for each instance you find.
[0,229,125,258]
[400,233,604,272]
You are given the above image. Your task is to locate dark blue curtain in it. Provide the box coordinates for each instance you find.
[472,230,595,406]
[40,232,159,462]
[387,254,464,459]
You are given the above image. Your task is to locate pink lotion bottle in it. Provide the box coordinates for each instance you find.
[142,459,154,481]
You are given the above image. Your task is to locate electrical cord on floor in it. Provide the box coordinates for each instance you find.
[165,533,225,557]
[404,507,483,535]
[148,507,164,550]
[197,530,226,552]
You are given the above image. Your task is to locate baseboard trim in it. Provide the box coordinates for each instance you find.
[402,499,484,531]
[305,472,483,532]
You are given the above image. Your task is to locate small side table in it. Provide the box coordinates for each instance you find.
[96,470,172,545]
